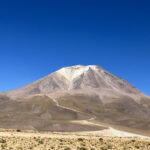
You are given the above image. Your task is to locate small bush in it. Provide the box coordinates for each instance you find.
[78,138,84,142]
[64,147,71,150]
[38,140,44,144]
[101,147,107,150]
[108,145,112,149]
[16,129,21,132]
[99,138,103,142]
[135,145,140,149]
[0,139,6,143]
[78,147,87,150]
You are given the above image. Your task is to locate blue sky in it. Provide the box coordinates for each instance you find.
[0,0,150,95]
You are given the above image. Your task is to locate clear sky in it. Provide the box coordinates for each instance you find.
[0,0,150,95]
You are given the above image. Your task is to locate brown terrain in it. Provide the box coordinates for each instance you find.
[0,65,150,138]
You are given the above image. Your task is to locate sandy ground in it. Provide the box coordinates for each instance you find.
[0,130,150,150]
[0,127,149,139]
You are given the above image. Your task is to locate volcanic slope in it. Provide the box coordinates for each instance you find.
[0,65,150,136]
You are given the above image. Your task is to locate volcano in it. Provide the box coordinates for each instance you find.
[0,65,150,136]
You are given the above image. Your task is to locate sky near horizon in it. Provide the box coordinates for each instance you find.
[0,0,150,95]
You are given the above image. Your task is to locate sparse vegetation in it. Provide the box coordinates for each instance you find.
[0,130,149,150]
[16,129,21,132]
[78,138,84,142]
[78,147,88,150]
[0,139,6,143]
[99,138,103,142]
[64,147,71,150]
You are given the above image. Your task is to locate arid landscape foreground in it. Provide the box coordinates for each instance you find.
[0,129,150,150]
[1,65,150,149]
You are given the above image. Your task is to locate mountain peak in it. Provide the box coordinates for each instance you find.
[2,64,146,101]
[56,65,101,81]
[0,65,149,134]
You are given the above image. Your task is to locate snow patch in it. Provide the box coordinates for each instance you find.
[57,65,99,81]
